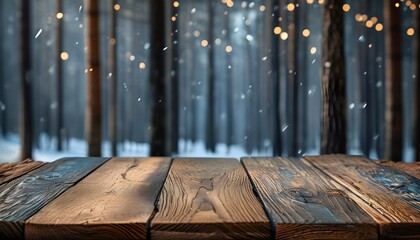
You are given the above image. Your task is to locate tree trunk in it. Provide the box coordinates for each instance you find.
[149,0,168,156]
[244,7,254,154]
[56,0,64,151]
[170,3,179,154]
[298,2,308,156]
[225,9,233,149]
[205,0,216,152]
[0,1,4,136]
[19,0,33,161]
[416,6,420,162]
[108,0,117,156]
[384,0,403,161]
[321,0,346,154]
[289,0,299,156]
[85,0,102,157]
[272,0,281,156]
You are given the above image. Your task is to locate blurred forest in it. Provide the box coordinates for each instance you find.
[0,0,419,162]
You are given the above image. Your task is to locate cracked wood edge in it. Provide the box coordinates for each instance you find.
[242,157,377,240]
[25,157,172,240]
[376,161,420,179]
[151,158,270,240]
[0,159,45,185]
[305,154,420,239]
[0,157,109,239]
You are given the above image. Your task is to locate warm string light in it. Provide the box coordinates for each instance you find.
[407,28,415,36]
[375,23,383,31]
[280,32,288,40]
[223,0,234,8]
[287,3,295,11]
[56,12,64,19]
[355,13,383,32]
[342,4,350,12]
[273,26,282,35]
[60,52,69,61]
[139,62,146,69]
[201,40,209,47]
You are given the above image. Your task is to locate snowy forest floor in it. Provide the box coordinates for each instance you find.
[1,135,415,163]
[0,134,268,163]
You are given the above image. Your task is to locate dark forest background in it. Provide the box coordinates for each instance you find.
[0,0,419,162]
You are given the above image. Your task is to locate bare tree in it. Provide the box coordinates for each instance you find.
[206,0,216,152]
[416,5,420,162]
[384,0,402,161]
[85,0,102,157]
[288,0,299,156]
[0,0,4,136]
[225,7,233,150]
[272,0,281,156]
[108,0,117,156]
[56,0,64,151]
[170,2,179,154]
[19,0,33,161]
[321,0,346,154]
[149,0,168,156]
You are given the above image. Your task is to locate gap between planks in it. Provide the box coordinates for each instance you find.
[146,157,174,240]
[150,158,270,240]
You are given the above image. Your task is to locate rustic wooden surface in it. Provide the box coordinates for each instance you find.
[242,157,377,240]
[377,160,420,179]
[26,157,172,240]
[305,155,420,239]
[151,158,270,240]
[0,155,418,239]
[0,157,108,239]
[0,159,45,185]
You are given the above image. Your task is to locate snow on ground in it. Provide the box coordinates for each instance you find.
[0,135,263,163]
[2,134,414,163]
[0,135,87,163]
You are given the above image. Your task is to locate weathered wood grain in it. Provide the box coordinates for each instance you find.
[377,160,420,179]
[305,155,420,239]
[242,157,377,240]
[25,157,172,240]
[0,158,45,185]
[0,157,108,239]
[151,158,270,240]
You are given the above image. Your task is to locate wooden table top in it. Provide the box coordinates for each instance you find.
[0,155,418,239]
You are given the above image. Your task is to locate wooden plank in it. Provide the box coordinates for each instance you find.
[0,159,45,185]
[377,161,420,179]
[0,157,108,239]
[151,158,270,240]
[25,157,172,240]
[242,157,377,240]
[305,155,420,239]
